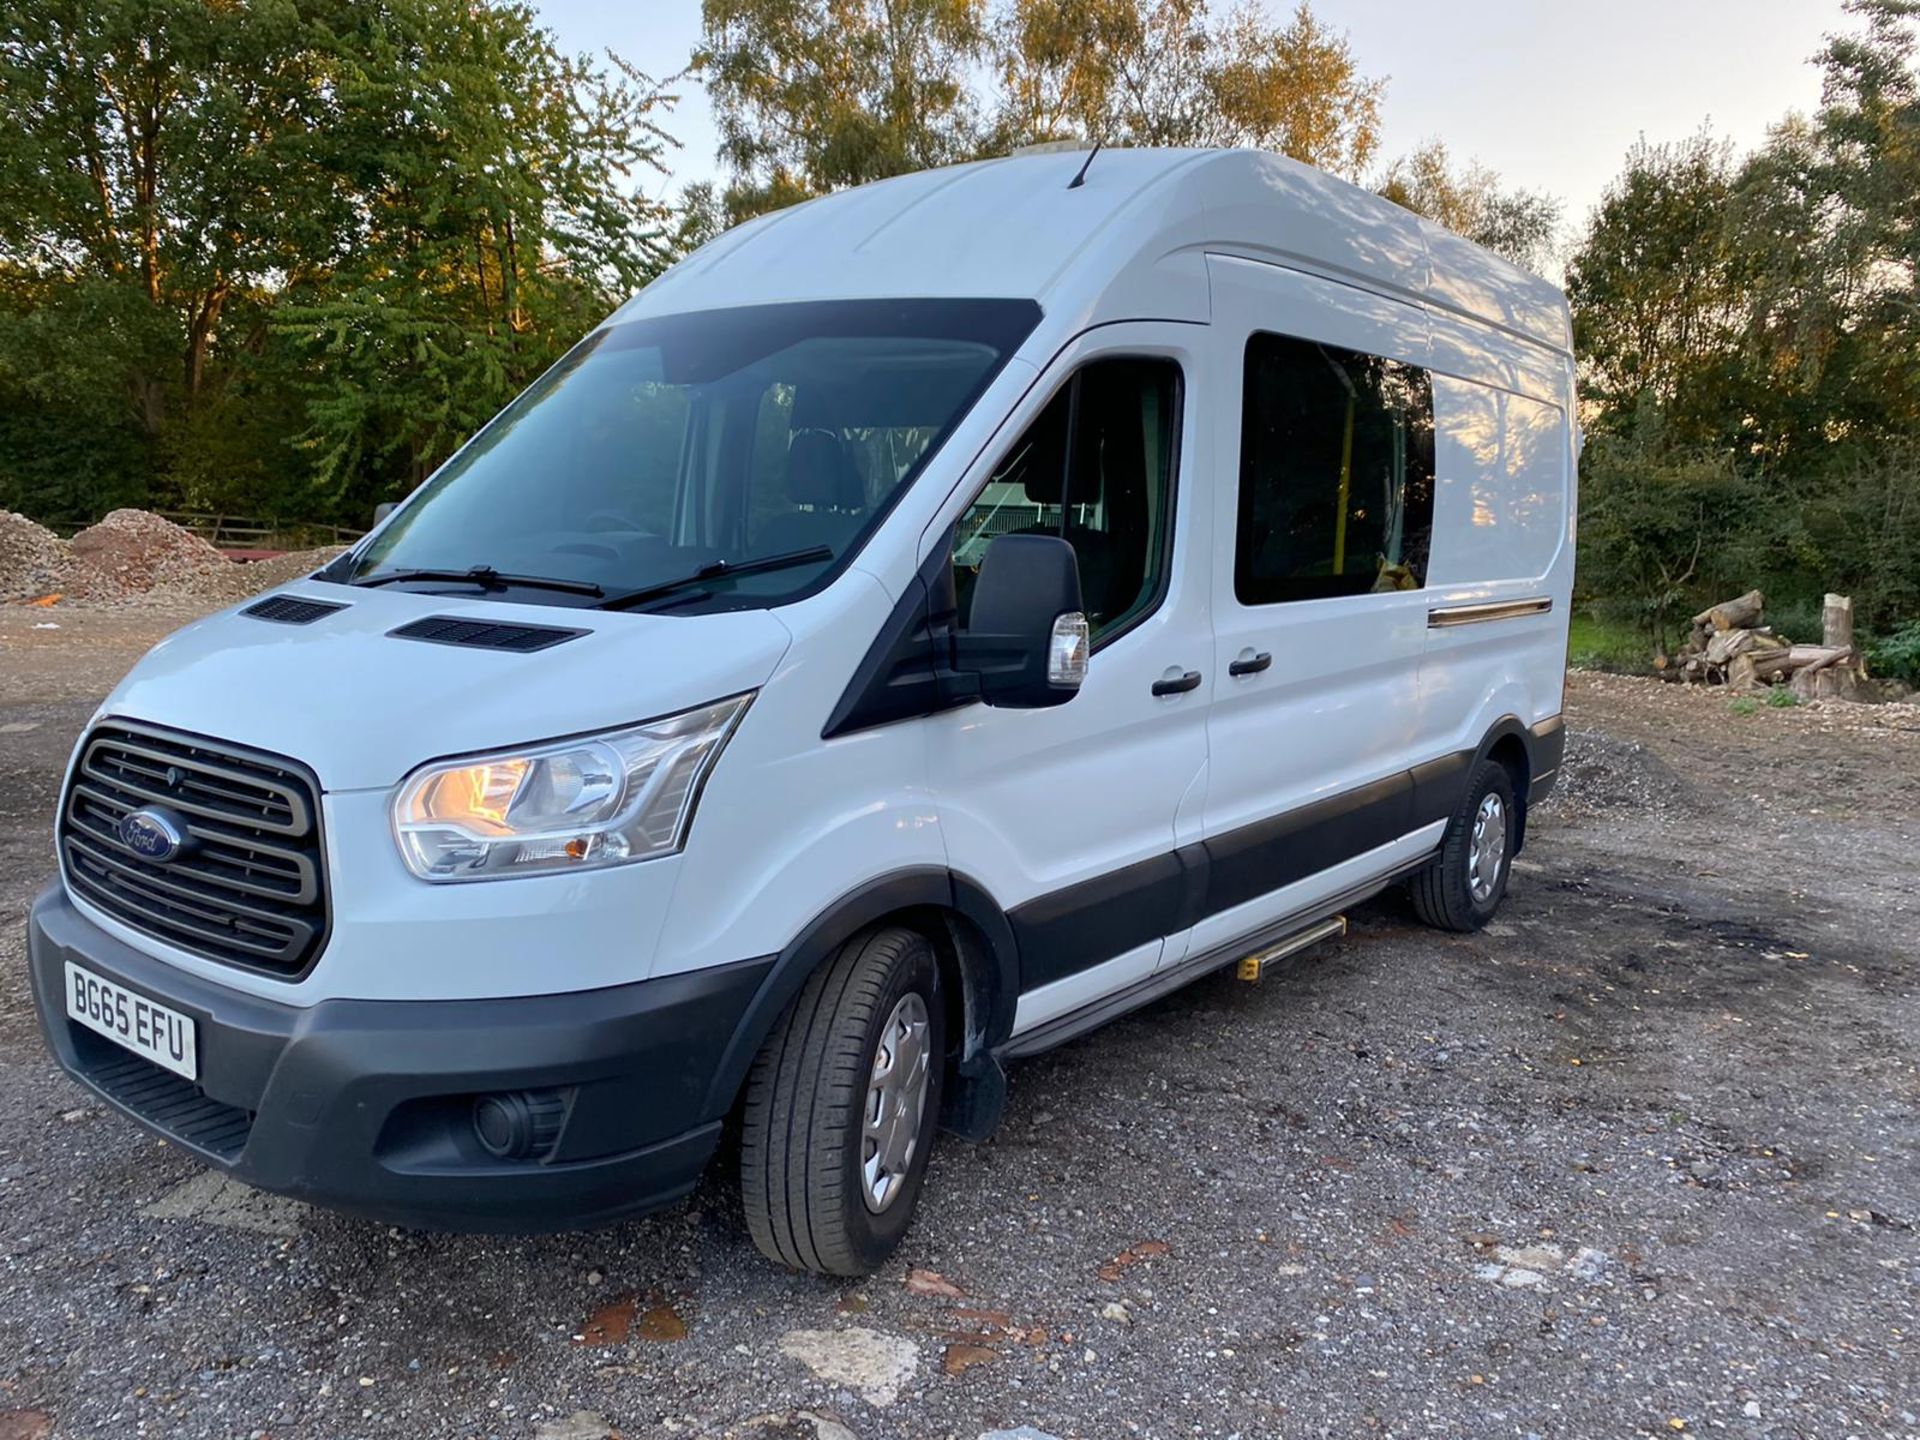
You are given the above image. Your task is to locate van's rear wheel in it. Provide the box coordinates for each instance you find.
[1409,759,1516,932]
[740,926,944,1275]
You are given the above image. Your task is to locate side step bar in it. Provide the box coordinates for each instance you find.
[1235,915,1347,982]
[998,856,1428,1062]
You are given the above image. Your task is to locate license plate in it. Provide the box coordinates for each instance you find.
[63,962,198,1081]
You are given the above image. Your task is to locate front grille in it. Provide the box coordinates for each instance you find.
[59,723,330,979]
[71,1030,254,1162]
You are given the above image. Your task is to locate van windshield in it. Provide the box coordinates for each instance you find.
[341,299,1041,610]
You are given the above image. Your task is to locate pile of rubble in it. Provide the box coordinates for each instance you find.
[66,509,229,599]
[0,511,71,600]
[172,544,348,602]
[0,509,344,606]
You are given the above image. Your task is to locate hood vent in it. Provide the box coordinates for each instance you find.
[243,594,349,626]
[388,615,587,653]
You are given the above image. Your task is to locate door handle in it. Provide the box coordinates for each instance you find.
[1228,650,1273,677]
[1152,669,1203,696]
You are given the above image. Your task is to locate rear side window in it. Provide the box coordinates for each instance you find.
[953,357,1181,642]
[1236,333,1434,605]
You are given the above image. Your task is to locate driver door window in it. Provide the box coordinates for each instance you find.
[953,357,1180,643]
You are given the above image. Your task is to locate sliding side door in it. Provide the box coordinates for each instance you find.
[1187,256,1441,961]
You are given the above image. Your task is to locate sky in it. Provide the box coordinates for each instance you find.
[536,0,1848,235]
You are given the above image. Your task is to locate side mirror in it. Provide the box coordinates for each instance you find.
[955,534,1089,708]
[373,501,398,525]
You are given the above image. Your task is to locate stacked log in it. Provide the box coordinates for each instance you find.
[1664,590,1868,699]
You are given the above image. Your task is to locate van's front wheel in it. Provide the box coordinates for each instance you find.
[1409,759,1516,932]
[740,926,944,1275]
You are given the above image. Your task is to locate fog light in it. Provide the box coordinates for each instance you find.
[472,1090,567,1160]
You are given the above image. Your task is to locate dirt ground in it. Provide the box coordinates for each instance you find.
[1,603,1916,1440]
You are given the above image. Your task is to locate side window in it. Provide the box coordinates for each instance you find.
[1236,333,1434,605]
[954,357,1180,641]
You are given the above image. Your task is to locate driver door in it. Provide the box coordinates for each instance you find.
[918,325,1215,1035]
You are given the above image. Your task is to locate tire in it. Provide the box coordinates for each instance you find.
[1409,758,1517,933]
[739,926,945,1275]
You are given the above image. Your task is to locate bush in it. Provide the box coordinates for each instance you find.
[1867,621,1920,684]
[1765,684,1799,708]
[1576,407,1773,652]
[1728,695,1760,716]
[1760,597,1827,648]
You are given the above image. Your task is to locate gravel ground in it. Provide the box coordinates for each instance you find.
[2,609,1917,1440]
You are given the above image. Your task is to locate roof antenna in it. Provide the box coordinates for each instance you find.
[1067,142,1102,190]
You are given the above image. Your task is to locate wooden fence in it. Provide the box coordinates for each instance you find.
[154,512,366,550]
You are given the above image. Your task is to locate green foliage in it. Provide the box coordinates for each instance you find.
[1377,140,1561,274]
[273,0,686,506]
[700,0,1385,223]
[1567,0,1920,640]
[1867,620,1920,682]
[1765,684,1799,709]
[1566,612,1648,672]
[989,0,1383,173]
[700,0,989,222]
[1727,695,1760,717]
[1575,404,1766,651]
[0,275,170,519]
[1566,131,1743,435]
[0,0,687,526]
[3,0,1914,577]
[1798,446,1920,631]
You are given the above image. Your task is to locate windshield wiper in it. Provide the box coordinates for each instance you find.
[598,546,835,613]
[349,565,605,598]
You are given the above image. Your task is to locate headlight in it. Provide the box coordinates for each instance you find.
[391,694,752,881]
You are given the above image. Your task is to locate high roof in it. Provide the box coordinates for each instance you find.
[622,148,1570,357]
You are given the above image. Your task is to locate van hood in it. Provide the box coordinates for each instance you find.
[99,585,796,791]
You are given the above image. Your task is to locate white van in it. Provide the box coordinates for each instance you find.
[29,149,1573,1274]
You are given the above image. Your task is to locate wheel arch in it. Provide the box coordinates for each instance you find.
[700,868,1020,1139]
[1467,713,1558,852]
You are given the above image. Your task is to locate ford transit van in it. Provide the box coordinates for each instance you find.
[28,148,1573,1275]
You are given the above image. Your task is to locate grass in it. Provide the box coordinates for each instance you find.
[1567,612,1648,672]
[1729,688,1797,715]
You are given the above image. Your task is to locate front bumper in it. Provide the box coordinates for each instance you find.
[27,884,773,1232]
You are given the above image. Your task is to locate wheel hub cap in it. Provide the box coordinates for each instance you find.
[1467,791,1507,904]
[861,993,932,1213]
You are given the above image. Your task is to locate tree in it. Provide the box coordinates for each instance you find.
[1377,140,1561,274]
[0,0,682,522]
[275,3,681,500]
[1564,132,1745,435]
[990,0,1382,176]
[1575,402,1770,651]
[699,0,989,223]
[1816,0,1920,293]
[0,0,354,514]
[1566,0,1920,641]
[1728,0,1920,461]
[698,0,1384,223]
